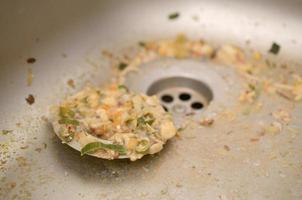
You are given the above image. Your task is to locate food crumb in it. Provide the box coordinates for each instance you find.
[160,188,168,195]
[269,42,281,55]
[27,57,36,64]
[41,116,48,122]
[223,145,230,151]
[118,62,128,71]
[16,156,27,167]
[67,79,75,89]
[35,148,42,153]
[175,183,183,188]
[1,130,13,135]
[168,12,180,20]
[200,118,214,126]
[250,138,260,142]
[25,94,35,105]
[20,145,29,149]
[272,109,291,124]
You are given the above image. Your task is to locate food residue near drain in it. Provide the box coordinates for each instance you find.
[26,57,36,64]
[25,94,35,105]
[51,84,176,161]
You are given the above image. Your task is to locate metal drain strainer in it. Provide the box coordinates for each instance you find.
[147,77,213,115]
[125,58,239,124]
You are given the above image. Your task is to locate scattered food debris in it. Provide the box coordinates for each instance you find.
[200,118,215,126]
[25,94,35,105]
[269,42,280,55]
[67,79,75,88]
[168,12,180,20]
[118,62,128,70]
[250,138,260,142]
[41,116,48,122]
[27,67,34,86]
[272,109,291,124]
[138,41,146,47]
[264,121,282,135]
[1,130,13,135]
[175,183,183,188]
[20,145,29,149]
[35,148,42,153]
[26,57,36,64]
[223,145,230,151]
[253,51,262,60]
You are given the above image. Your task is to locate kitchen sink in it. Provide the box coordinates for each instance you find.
[0,1,302,200]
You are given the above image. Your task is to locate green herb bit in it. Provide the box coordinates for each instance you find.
[135,139,150,153]
[138,41,146,47]
[118,62,128,71]
[118,85,129,92]
[168,12,180,20]
[58,118,79,126]
[1,130,13,135]
[137,113,155,128]
[269,42,280,55]
[59,106,75,118]
[62,133,74,143]
[81,142,127,156]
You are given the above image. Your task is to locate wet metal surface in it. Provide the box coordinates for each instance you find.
[1,1,302,200]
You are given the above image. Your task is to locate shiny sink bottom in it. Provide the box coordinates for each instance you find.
[1,1,302,200]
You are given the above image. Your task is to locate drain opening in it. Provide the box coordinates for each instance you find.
[179,93,191,101]
[147,76,213,115]
[161,94,174,103]
[191,102,204,110]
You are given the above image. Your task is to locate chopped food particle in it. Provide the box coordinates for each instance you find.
[224,145,230,151]
[269,42,280,55]
[67,79,75,88]
[200,118,214,126]
[253,51,262,60]
[1,130,13,135]
[118,85,129,92]
[138,41,146,47]
[272,109,291,124]
[81,142,127,156]
[118,62,128,71]
[250,138,260,142]
[26,57,36,64]
[168,12,180,20]
[25,94,35,105]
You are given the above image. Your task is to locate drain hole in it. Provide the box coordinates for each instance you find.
[161,94,173,103]
[162,105,168,112]
[191,102,204,110]
[179,93,191,101]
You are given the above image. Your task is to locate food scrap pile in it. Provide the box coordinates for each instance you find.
[52,34,302,161]
[51,84,176,161]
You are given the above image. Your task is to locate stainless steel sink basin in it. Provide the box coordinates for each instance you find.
[1,1,302,200]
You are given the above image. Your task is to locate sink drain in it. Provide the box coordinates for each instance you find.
[124,58,232,121]
[147,77,213,115]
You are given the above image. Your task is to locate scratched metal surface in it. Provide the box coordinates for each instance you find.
[0,0,302,199]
